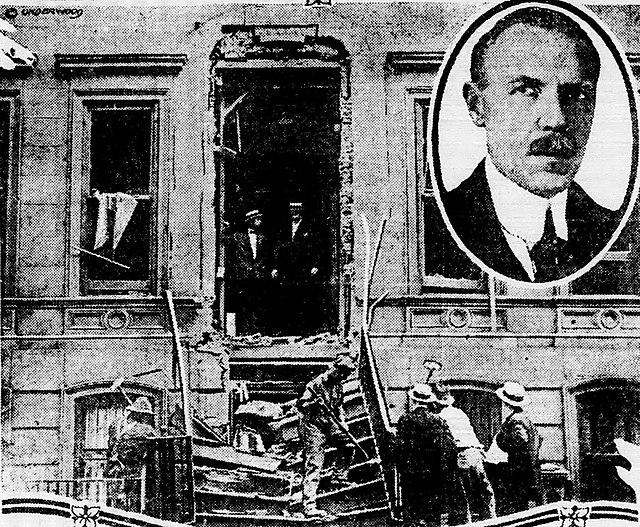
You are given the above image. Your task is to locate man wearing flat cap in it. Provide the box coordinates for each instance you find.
[226,208,278,334]
[105,396,158,512]
[432,382,496,521]
[396,384,468,526]
[296,353,356,518]
[495,382,542,514]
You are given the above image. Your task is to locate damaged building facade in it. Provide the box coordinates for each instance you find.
[2,0,640,517]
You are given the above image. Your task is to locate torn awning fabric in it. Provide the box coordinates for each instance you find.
[0,18,36,70]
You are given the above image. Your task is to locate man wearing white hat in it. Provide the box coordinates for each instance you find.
[226,208,278,334]
[105,396,158,512]
[396,384,468,526]
[495,382,542,514]
[280,201,326,335]
[432,382,496,521]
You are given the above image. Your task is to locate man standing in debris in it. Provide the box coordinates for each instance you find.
[296,353,356,519]
[105,397,158,512]
[396,384,469,527]
[495,382,542,514]
[432,382,496,521]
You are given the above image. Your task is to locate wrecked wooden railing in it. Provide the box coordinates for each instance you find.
[29,435,194,522]
[145,435,194,523]
[358,328,395,520]
[358,213,397,520]
[28,477,138,505]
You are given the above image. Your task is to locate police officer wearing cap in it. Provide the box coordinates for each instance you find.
[495,382,542,514]
[105,397,158,512]
[296,353,356,518]
[396,384,469,526]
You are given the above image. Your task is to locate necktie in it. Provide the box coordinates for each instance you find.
[529,207,565,282]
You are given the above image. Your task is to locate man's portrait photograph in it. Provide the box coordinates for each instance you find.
[430,1,639,285]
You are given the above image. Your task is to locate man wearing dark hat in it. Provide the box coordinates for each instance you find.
[296,353,356,518]
[432,382,496,521]
[105,396,158,512]
[280,201,327,335]
[495,382,542,514]
[396,384,469,526]
[226,208,278,334]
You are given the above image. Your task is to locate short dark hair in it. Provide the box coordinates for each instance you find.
[470,7,601,89]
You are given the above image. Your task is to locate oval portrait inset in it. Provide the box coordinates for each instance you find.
[429,0,639,285]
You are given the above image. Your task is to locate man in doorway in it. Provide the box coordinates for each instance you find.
[495,382,542,514]
[431,382,496,521]
[296,353,356,519]
[444,7,621,282]
[105,396,158,512]
[281,201,326,335]
[226,208,278,335]
[396,384,469,526]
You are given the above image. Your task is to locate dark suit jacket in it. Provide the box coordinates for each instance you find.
[227,229,275,282]
[443,161,622,282]
[496,410,542,506]
[281,219,325,283]
[396,407,468,522]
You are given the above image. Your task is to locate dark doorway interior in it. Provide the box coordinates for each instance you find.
[577,387,640,502]
[219,68,341,337]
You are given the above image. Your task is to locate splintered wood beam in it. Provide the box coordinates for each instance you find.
[193,442,282,473]
[71,244,130,269]
[164,290,193,437]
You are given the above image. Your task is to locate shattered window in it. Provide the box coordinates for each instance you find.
[80,104,156,294]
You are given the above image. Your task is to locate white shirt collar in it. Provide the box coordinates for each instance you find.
[484,157,569,245]
[248,230,258,260]
[292,218,302,239]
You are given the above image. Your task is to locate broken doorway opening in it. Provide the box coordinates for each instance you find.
[216,67,342,337]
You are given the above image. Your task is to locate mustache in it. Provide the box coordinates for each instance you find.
[528,134,577,157]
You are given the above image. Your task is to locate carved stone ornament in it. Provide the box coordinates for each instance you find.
[211,26,348,63]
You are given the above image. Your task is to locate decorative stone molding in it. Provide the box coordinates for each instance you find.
[408,306,506,331]
[211,25,347,63]
[559,307,638,331]
[66,307,170,331]
[386,51,445,72]
[54,54,187,75]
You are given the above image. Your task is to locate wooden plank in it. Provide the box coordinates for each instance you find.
[193,443,282,473]
[164,290,193,437]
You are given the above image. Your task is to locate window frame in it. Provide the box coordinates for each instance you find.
[212,62,349,337]
[61,380,165,480]
[567,379,640,501]
[386,52,483,292]
[69,89,169,297]
[443,379,502,449]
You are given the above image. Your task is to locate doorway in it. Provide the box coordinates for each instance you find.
[576,385,640,502]
[217,67,341,337]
